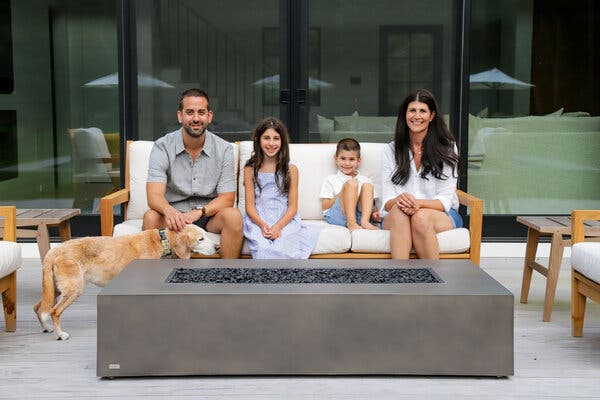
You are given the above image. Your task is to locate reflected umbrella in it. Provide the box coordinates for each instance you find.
[469,67,534,115]
[252,74,333,90]
[84,72,174,88]
[469,67,534,90]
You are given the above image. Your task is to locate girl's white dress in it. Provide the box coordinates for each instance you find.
[243,172,320,259]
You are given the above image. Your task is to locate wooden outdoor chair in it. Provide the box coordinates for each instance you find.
[571,210,600,336]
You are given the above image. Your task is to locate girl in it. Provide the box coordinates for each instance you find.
[381,89,461,259]
[243,117,320,259]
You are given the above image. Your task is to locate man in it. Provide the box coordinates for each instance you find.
[142,88,243,258]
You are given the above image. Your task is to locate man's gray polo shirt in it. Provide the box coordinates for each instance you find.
[147,129,236,212]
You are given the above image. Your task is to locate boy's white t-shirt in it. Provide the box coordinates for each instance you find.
[319,169,378,215]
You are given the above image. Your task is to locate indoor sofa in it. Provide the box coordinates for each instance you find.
[467,113,600,214]
[100,141,482,265]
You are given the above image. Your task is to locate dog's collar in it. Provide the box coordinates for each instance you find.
[158,229,172,256]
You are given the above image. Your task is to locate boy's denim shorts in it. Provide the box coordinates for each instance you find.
[324,198,362,227]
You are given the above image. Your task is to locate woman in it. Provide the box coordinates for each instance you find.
[381,89,461,259]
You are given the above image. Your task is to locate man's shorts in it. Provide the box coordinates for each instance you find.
[324,197,362,227]
[193,215,212,230]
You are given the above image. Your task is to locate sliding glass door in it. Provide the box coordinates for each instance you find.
[134,0,281,143]
[0,0,119,217]
[306,0,458,144]
[133,0,461,145]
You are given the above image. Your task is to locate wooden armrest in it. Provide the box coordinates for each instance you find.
[100,189,130,236]
[457,189,482,208]
[0,206,17,241]
[572,210,600,244]
[101,155,121,165]
[456,190,483,267]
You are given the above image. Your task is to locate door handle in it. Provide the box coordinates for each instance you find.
[296,89,306,104]
[280,90,290,104]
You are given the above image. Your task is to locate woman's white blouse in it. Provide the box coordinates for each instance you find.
[380,142,459,218]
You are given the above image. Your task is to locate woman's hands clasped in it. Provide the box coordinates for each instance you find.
[395,192,420,216]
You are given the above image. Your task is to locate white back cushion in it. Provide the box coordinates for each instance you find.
[126,141,155,220]
[238,141,385,220]
[126,140,239,221]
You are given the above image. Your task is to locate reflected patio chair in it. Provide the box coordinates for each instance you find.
[68,128,120,211]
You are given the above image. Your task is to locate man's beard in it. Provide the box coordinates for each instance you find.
[184,125,206,138]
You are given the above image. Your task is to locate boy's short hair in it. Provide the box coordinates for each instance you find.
[336,138,361,157]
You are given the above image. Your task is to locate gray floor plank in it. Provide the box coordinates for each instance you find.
[1,257,599,399]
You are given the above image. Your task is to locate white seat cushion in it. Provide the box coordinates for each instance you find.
[351,227,471,254]
[572,242,600,284]
[304,220,351,254]
[113,219,144,237]
[0,241,21,278]
[241,220,351,256]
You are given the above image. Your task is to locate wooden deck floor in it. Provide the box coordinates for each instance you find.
[1,257,599,399]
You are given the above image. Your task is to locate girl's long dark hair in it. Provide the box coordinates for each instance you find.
[391,89,459,186]
[245,117,291,193]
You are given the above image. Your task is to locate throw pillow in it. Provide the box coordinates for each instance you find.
[562,111,591,117]
[545,107,564,117]
[317,114,334,133]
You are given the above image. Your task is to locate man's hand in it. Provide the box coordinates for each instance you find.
[163,207,191,232]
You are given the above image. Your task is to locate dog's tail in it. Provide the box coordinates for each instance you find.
[39,250,57,310]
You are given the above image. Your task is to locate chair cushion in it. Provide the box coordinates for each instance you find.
[303,220,351,254]
[0,241,21,278]
[113,219,144,237]
[126,141,155,220]
[572,242,600,284]
[351,227,471,254]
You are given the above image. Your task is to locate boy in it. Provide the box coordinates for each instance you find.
[319,138,381,231]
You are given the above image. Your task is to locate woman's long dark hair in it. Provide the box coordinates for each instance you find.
[391,89,459,186]
[245,117,291,193]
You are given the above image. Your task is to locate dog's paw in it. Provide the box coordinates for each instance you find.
[56,331,70,340]
[43,327,54,333]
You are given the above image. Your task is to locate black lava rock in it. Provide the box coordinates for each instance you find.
[167,267,441,284]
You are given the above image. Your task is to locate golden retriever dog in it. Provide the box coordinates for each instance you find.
[33,225,218,340]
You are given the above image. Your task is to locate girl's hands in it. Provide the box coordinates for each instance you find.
[261,223,281,240]
[261,223,272,238]
[269,225,282,240]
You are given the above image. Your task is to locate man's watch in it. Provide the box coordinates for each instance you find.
[195,205,206,218]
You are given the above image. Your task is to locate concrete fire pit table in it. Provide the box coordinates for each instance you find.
[97,259,513,377]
